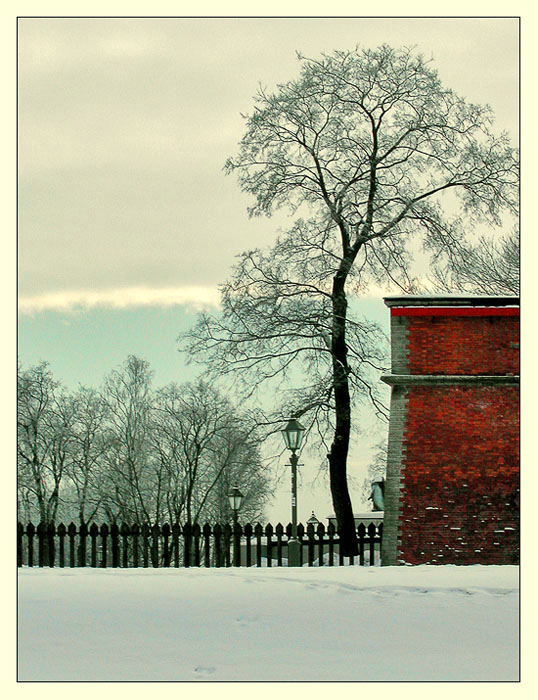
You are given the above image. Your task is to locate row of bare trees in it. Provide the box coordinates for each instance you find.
[17,356,269,528]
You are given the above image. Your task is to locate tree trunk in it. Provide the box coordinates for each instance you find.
[328,272,358,557]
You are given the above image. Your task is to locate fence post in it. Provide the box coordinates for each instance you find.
[265,523,273,567]
[358,523,366,566]
[378,522,383,566]
[79,522,88,567]
[141,524,150,567]
[368,522,376,566]
[184,523,192,568]
[121,523,130,568]
[328,522,335,566]
[254,523,263,567]
[213,524,222,568]
[151,524,160,568]
[58,523,66,567]
[27,523,35,567]
[306,522,315,566]
[244,523,252,568]
[162,524,171,567]
[317,522,326,566]
[203,524,211,568]
[132,523,140,568]
[223,524,232,568]
[100,524,109,568]
[89,523,99,567]
[68,523,77,568]
[37,522,45,567]
[172,523,181,568]
[193,524,201,567]
[17,523,23,567]
[47,523,56,567]
[111,524,120,568]
[233,522,241,567]
[297,523,305,566]
[275,523,284,567]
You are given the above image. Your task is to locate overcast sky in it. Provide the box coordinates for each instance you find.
[18,16,519,313]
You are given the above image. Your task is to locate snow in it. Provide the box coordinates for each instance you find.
[17,565,519,682]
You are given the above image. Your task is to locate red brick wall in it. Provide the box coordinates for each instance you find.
[399,384,519,564]
[394,309,519,376]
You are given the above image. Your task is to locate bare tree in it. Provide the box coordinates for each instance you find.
[17,362,75,526]
[101,356,155,524]
[430,226,519,295]
[63,386,110,524]
[152,379,268,525]
[182,45,518,555]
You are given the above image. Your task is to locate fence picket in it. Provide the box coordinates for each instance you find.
[68,523,76,568]
[203,524,211,568]
[111,524,120,568]
[162,524,171,567]
[254,523,263,567]
[306,523,315,567]
[27,523,35,567]
[233,523,241,567]
[317,523,325,566]
[265,524,273,568]
[275,523,284,567]
[358,523,366,566]
[100,524,109,568]
[244,523,252,567]
[328,522,335,566]
[17,523,23,567]
[58,523,66,568]
[132,523,140,568]
[79,522,88,567]
[90,523,99,568]
[121,524,130,568]
[141,524,150,567]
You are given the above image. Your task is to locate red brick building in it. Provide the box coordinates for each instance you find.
[381,296,519,565]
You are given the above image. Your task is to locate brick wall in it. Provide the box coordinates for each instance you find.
[400,384,519,564]
[382,298,520,566]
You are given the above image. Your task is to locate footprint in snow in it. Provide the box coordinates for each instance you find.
[194,666,216,676]
[235,616,258,626]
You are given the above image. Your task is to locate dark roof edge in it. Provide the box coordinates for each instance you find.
[383,295,519,308]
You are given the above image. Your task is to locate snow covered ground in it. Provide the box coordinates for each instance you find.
[17,565,519,682]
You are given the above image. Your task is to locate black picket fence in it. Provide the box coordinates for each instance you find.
[17,520,383,569]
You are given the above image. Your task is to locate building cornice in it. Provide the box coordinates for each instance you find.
[383,295,519,308]
[381,374,520,386]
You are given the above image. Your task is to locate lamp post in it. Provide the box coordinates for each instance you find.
[281,418,305,567]
[228,486,244,567]
[228,486,244,525]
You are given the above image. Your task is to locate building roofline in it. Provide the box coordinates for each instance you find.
[383,295,519,308]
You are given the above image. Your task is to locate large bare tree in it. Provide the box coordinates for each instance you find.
[183,45,518,555]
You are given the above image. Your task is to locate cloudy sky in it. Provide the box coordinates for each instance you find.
[17,16,519,520]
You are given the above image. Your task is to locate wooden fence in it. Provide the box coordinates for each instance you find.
[17,521,383,568]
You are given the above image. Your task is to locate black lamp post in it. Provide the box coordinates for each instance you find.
[281,418,305,566]
[228,486,244,525]
[228,486,244,567]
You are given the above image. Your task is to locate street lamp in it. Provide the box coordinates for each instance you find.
[281,418,305,566]
[228,486,244,524]
[228,486,244,568]
[307,511,319,527]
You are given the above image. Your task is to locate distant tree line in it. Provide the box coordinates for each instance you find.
[17,355,269,527]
